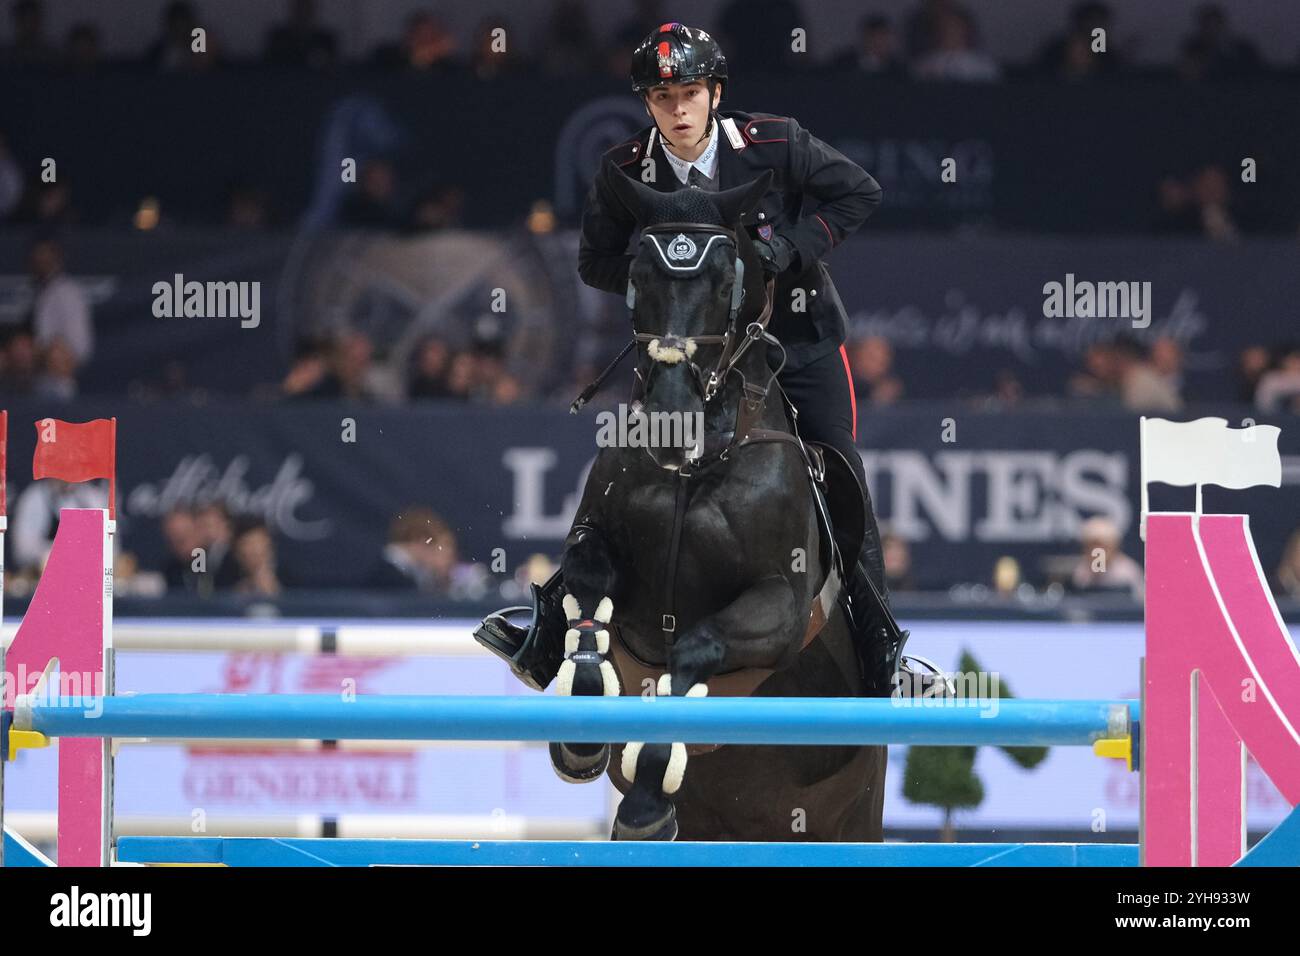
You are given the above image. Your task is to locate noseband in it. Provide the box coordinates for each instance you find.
[626,222,776,406]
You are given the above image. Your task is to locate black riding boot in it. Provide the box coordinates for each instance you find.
[837,485,904,696]
[845,568,910,698]
[846,512,951,698]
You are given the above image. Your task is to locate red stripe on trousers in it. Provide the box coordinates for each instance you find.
[839,344,857,441]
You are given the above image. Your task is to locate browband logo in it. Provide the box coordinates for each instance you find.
[667,234,697,260]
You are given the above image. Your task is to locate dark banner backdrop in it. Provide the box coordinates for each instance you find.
[5,73,1298,232]
[2,231,1297,402]
[2,401,1297,591]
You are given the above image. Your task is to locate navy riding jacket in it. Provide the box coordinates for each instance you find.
[578,109,882,369]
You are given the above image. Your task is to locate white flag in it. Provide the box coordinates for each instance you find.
[1143,417,1281,490]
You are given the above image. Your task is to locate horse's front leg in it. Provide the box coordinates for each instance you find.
[549,526,622,783]
[615,574,802,840]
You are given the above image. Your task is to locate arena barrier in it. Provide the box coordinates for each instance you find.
[2,415,1299,867]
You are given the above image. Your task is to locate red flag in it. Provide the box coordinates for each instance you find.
[32,417,117,518]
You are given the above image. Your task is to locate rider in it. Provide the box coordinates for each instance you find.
[583,23,905,693]
[479,22,910,696]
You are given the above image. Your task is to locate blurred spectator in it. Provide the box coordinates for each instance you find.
[1113,335,1183,412]
[537,0,600,76]
[23,237,93,372]
[469,16,530,80]
[1154,175,1199,234]
[290,331,393,402]
[498,552,559,602]
[0,134,22,219]
[1189,165,1238,240]
[281,339,331,398]
[848,336,904,405]
[1074,343,1116,398]
[34,337,77,399]
[231,520,284,596]
[984,367,1025,408]
[1067,515,1143,595]
[1,0,57,67]
[410,182,464,231]
[1037,2,1122,80]
[372,11,459,72]
[127,359,196,402]
[447,351,483,400]
[144,1,220,72]
[831,15,906,78]
[369,507,488,598]
[340,158,401,229]
[114,550,166,598]
[882,529,916,591]
[195,501,243,590]
[1276,528,1300,599]
[1155,165,1239,239]
[904,0,979,59]
[408,337,453,399]
[992,555,1021,595]
[490,370,523,405]
[10,479,114,574]
[264,0,338,70]
[1236,344,1273,404]
[0,332,38,396]
[912,8,999,82]
[225,181,270,228]
[1254,345,1300,414]
[475,350,524,406]
[63,21,101,72]
[14,177,77,226]
[718,0,805,73]
[558,359,598,401]
[1148,335,1184,398]
[160,507,204,592]
[1179,4,1261,82]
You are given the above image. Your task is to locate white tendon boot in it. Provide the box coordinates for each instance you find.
[549,595,620,782]
[621,674,708,795]
[614,674,708,841]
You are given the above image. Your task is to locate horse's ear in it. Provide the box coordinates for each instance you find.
[603,157,658,225]
[712,170,775,228]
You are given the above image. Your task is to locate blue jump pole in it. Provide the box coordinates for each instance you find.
[19,695,1135,747]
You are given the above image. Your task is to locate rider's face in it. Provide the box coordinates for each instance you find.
[645,79,721,143]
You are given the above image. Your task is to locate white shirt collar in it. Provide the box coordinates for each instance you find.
[657,119,720,185]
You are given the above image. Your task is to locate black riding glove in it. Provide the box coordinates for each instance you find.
[752,234,798,277]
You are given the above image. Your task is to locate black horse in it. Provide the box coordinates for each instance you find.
[516,165,888,842]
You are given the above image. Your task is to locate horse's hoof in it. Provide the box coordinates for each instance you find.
[612,803,678,841]
[549,742,609,783]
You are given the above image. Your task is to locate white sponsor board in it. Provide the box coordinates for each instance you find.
[5,619,1290,834]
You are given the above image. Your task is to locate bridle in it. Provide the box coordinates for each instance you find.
[622,222,831,649]
[627,221,778,413]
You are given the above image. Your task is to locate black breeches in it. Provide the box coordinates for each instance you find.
[776,345,888,605]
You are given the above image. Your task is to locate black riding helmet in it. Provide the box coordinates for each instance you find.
[631,23,728,149]
[630,22,728,96]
